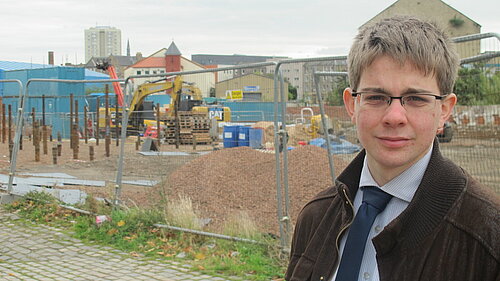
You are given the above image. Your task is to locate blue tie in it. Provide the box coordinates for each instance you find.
[335,187,393,281]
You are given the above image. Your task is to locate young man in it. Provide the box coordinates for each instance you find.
[286,16,499,281]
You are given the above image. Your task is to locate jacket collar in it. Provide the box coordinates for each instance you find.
[373,138,468,255]
[336,149,365,201]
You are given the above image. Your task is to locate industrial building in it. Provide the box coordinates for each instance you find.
[0,61,110,138]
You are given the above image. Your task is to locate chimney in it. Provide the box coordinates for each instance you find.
[48,51,54,65]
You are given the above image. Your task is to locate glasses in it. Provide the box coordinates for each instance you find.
[352,91,447,112]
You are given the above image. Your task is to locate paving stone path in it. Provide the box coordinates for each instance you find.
[0,209,244,281]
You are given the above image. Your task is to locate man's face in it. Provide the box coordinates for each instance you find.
[344,55,456,184]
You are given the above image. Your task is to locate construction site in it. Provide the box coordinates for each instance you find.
[0,22,499,255]
[0,63,499,240]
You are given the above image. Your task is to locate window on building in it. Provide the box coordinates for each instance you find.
[137,71,141,75]
[145,70,150,74]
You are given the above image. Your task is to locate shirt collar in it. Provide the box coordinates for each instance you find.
[359,144,433,203]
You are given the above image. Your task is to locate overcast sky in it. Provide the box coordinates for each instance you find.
[1,0,499,65]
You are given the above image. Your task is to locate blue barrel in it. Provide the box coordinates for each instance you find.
[249,128,263,149]
[223,126,240,148]
[238,126,250,147]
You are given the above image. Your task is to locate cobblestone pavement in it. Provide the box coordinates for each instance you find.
[0,209,244,281]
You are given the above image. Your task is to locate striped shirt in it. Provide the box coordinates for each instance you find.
[331,145,433,281]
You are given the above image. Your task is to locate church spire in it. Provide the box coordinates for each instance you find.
[127,39,130,57]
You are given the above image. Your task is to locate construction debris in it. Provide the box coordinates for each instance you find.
[163,145,353,235]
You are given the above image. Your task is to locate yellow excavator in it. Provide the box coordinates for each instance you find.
[97,76,230,136]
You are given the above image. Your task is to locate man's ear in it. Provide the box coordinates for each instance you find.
[440,93,457,126]
[343,88,356,123]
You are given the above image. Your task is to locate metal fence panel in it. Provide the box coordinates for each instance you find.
[1,38,498,254]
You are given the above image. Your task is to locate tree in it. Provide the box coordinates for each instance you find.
[483,72,500,105]
[326,79,349,106]
[454,67,486,105]
[288,84,298,100]
[453,66,500,105]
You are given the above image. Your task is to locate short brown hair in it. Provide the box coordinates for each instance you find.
[348,15,459,95]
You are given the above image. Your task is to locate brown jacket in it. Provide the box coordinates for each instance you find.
[286,141,500,281]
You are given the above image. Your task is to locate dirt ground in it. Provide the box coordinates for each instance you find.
[0,135,352,236]
[0,137,202,207]
[1,133,498,236]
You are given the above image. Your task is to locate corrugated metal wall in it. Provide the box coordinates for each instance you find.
[1,67,93,138]
[222,101,283,122]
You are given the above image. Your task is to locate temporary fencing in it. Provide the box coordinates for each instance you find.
[445,33,500,192]
[1,32,499,253]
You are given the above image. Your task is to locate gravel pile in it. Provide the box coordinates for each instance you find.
[164,145,352,235]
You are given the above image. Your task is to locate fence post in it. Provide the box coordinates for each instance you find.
[72,123,79,160]
[1,104,6,144]
[0,97,2,141]
[75,99,79,143]
[34,120,40,162]
[96,97,100,146]
[42,96,48,154]
[52,144,58,165]
[156,103,161,147]
[57,132,62,156]
[105,92,110,157]
[116,94,119,146]
[42,94,46,127]
[42,125,48,155]
[70,93,74,150]
[84,105,88,144]
[31,107,35,143]
[8,104,12,145]
[89,145,94,161]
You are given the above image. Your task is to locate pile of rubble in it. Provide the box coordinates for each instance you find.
[252,121,313,148]
[163,145,353,235]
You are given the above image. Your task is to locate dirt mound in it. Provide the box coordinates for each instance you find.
[162,145,351,235]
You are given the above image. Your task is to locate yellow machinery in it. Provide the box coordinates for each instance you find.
[98,76,183,132]
[97,76,230,136]
[191,105,231,122]
[309,114,331,139]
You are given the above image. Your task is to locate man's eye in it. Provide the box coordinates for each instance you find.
[405,95,428,102]
[364,94,387,101]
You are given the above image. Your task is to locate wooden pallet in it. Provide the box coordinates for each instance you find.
[163,112,211,144]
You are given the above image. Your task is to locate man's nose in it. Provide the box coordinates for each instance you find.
[383,98,407,125]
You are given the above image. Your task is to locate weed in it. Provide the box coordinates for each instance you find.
[223,210,259,239]
[78,194,112,215]
[164,194,201,230]
[5,191,81,227]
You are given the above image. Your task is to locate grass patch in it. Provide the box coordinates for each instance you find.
[4,191,82,227]
[223,210,260,239]
[3,192,287,280]
[164,194,201,230]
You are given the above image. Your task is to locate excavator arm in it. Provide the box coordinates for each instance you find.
[95,61,124,106]
[129,76,183,113]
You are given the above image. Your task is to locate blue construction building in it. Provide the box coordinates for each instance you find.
[0,61,110,138]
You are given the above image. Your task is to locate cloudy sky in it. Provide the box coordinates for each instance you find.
[1,0,499,65]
